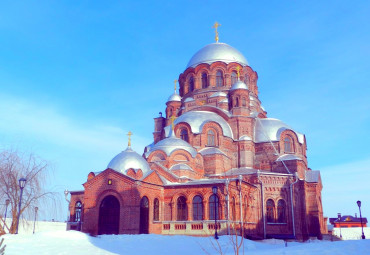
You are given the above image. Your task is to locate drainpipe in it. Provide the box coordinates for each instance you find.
[238,175,243,235]
[290,173,298,239]
[226,178,230,235]
[257,170,266,239]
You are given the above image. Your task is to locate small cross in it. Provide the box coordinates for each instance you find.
[174,79,178,92]
[236,66,240,80]
[170,115,177,130]
[127,131,133,147]
[212,22,221,43]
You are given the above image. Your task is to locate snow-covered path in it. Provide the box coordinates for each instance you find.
[2,222,370,255]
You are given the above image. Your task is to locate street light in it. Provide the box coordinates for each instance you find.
[337,213,342,239]
[64,190,70,222]
[33,207,38,234]
[357,200,366,239]
[16,177,27,234]
[212,186,219,240]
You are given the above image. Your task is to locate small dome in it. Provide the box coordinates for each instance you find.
[167,93,181,102]
[230,80,248,90]
[184,97,195,102]
[187,43,248,68]
[108,147,151,176]
[210,92,227,98]
[146,134,197,158]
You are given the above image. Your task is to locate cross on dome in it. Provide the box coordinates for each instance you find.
[127,131,133,147]
[212,22,221,43]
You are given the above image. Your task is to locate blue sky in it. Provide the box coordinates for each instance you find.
[0,1,369,221]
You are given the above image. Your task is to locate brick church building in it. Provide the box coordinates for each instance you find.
[67,34,327,240]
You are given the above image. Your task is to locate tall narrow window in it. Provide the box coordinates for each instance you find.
[231,71,238,84]
[266,199,275,223]
[192,196,203,221]
[177,196,188,221]
[234,97,239,107]
[216,71,224,87]
[75,201,82,222]
[180,129,189,142]
[244,74,249,85]
[189,76,194,92]
[277,200,286,223]
[242,97,246,107]
[153,198,160,221]
[231,197,236,221]
[202,73,208,88]
[209,194,220,220]
[207,130,216,146]
[284,136,294,153]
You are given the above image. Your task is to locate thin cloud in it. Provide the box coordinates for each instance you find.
[0,94,149,153]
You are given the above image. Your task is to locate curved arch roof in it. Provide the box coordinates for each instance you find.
[164,110,234,139]
[186,43,248,68]
[254,118,304,144]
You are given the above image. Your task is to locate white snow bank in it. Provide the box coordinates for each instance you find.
[332,227,370,240]
[1,222,370,255]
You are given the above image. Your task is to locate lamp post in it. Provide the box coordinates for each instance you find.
[64,189,70,222]
[337,213,342,239]
[33,207,38,234]
[357,200,366,239]
[16,177,27,234]
[212,186,219,240]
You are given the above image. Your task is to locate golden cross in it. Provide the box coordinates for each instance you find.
[236,66,240,80]
[170,115,177,130]
[212,22,221,43]
[127,131,133,147]
[174,79,178,92]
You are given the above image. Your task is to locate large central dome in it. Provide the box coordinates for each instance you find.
[186,42,248,68]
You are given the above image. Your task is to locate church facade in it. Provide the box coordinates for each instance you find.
[67,37,327,240]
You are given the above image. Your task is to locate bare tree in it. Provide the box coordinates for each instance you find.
[0,149,57,234]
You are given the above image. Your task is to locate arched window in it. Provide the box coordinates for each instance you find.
[192,196,203,221]
[234,97,239,107]
[216,71,224,87]
[207,130,216,146]
[201,73,208,88]
[242,97,246,107]
[180,129,189,142]
[244,74,249,85]
[284,136,294,153]
[231,71,238,84]
[153,198,160,221]
[75,201,82,222]
[209,194,220,220]
[231,197,236,221]
[177,196,188,221]
[277,200,286,223]
[266,199,275,223]
[189,76,194,92]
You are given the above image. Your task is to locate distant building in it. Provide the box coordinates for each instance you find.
[67,29,327,240]
[329,215,367,228]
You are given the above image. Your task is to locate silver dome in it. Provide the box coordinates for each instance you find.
[108,147,151,176]
[254,118,304,144]
[164,110,234,139]
[230,80,248,90]
[186,43,248,68]
[167,93,181,102]
[210,92,227,98]
[145,130,197,158]
[276,154,302,161]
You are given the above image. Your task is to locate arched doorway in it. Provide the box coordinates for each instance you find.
[98,195,120,235]
[139,196,149,234]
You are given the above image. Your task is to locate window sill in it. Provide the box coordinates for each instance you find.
[267,222,287,225]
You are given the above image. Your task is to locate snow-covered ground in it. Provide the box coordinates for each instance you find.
[1,221,370,255]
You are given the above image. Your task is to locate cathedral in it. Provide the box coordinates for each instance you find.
[67,28,327,240]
